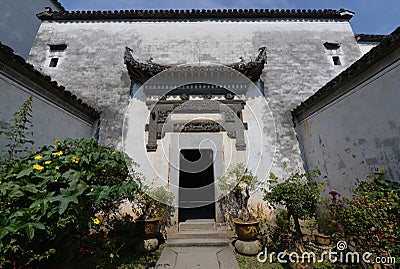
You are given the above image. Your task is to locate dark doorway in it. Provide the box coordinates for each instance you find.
[179,149,215,222]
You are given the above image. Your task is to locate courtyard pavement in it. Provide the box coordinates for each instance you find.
[155,246,240,269]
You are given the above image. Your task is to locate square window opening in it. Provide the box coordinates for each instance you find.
[49,58,59,67]
[332,56,341,66]
[49,44,67,52]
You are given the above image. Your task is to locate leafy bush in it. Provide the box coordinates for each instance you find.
[263,165,323,245]
[328,173,400,260]
[0,137,140,267]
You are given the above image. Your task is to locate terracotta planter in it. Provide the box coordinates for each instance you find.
[233,218,259,241]
[136,218,160,239]
[314,234,331,245]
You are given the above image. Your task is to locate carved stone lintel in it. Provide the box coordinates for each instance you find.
[202,93,212,99]
[146,99,248,152]
[225,93,234,100]
[146,143,157,152]
[227,130,236,138]
[225,111,235,122]
[180,93,189,100]
[179,121,221,132]
[236,141,246,151]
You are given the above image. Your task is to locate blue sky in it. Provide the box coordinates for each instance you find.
[60,0,399,34]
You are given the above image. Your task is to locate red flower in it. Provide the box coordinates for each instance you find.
[79,247,90,254]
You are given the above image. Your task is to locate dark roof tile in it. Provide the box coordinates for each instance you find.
[37,8,354,21]
[355,34,389,43]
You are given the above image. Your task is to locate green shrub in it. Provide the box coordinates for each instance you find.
[0,137,140,267]
[328,173,400,260]
[263,165,323,247]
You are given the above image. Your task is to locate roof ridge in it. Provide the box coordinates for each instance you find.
[37,8,355,21]
[355,33,390,42]
[0,42,99,121]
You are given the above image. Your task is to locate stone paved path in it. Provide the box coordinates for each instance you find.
[155,246,240,269]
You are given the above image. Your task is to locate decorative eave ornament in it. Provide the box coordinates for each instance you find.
[124,47,171,84]
[123,47,267,84]
[228,47,267,82]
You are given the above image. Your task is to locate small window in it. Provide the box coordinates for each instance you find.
[324,42,340,50]
[49,44,67,52]
[332,56,341,66]
[49,58,59,67]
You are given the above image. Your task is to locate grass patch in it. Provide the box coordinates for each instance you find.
[70,243,165,269]
[116,244,165,269]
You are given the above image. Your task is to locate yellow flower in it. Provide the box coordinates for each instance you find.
[33,164,44,171]
[379,168,386,174]
[34,155,43,160]
[44,160,52,165]
[54,139,60,146]
[52,151,63,157]
[110,253,114,259]
[93,218,100,225]
[71,156,79,163]
[102,169,106,172]
[90,188,94,192]
[55,166,60,170]
[111,151,116,155]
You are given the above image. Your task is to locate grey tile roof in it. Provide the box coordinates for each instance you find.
[37,8,354,21]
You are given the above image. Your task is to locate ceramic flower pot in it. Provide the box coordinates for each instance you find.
[233,218,259,241]
[136,218,161,239]
[314,234,331,245]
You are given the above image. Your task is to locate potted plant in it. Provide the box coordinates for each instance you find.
[219,163,260,241]
[134,184,174,239]
[262,164,323,263]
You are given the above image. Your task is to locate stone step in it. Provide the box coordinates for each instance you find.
[166,238,229,247]
[168,230,227,240]
[179,219,216,231]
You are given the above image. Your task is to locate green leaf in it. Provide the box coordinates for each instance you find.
[31,222,45,230]
[22,183,39,193]
[9,187,24,198]
[16,167,33,178]
[58,197,70,215]
[269,172,278,180]
[0,227,9,240]
[25,223,35,240]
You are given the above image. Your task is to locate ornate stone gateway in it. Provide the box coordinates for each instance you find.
[122,47,272,224]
